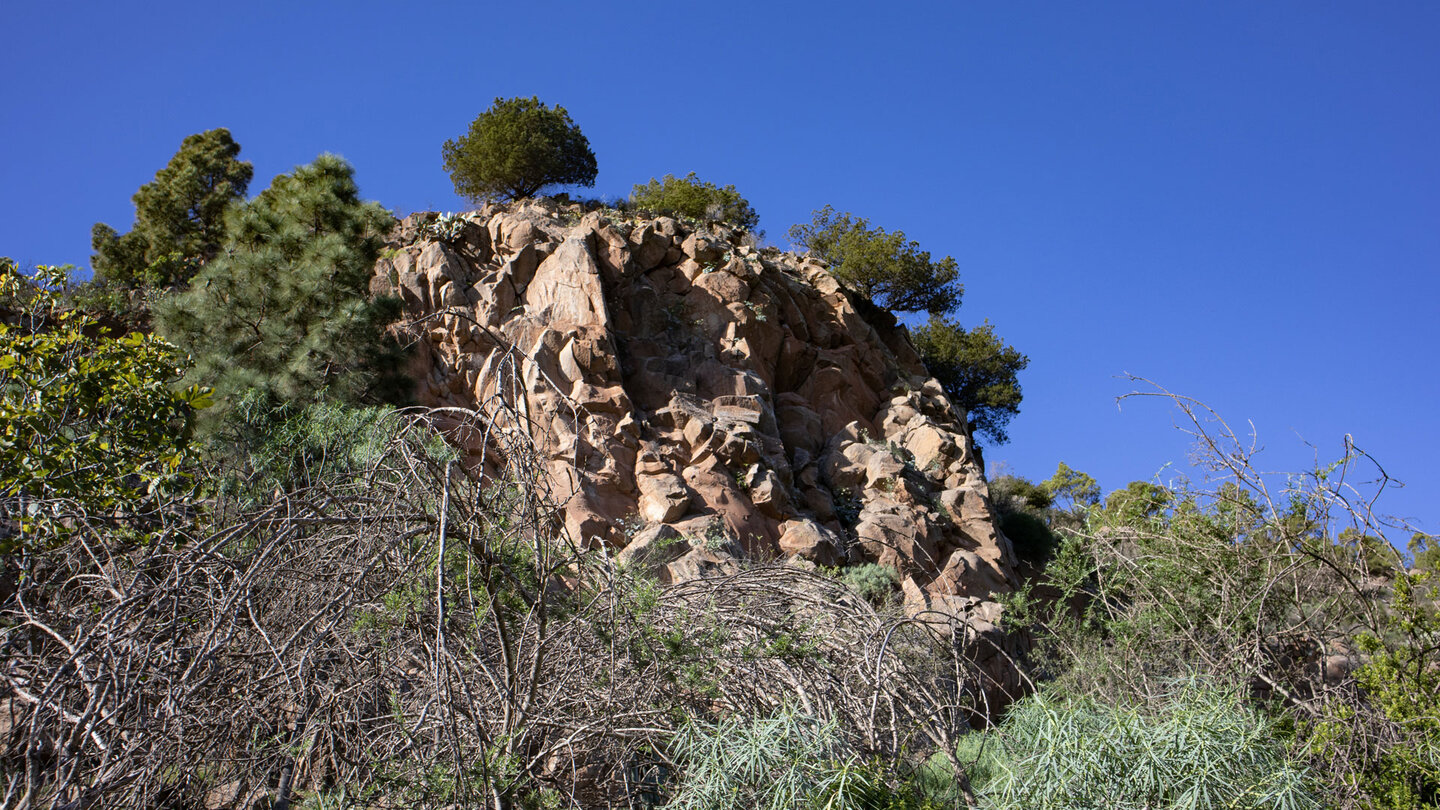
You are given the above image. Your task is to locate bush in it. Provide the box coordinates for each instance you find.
[998,512,1058,566]
[629,172,759,230]
[971,680,1320,810]
[0,260,209,551]
[442,96,598,202]
[788,205,961,316]
[911,316,1027,445]
[662,706,936,810]
[839,562,901,606]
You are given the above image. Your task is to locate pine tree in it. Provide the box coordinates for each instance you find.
[788,205,962,316]
[155,155,405,413]
[911,316,1028,444]
[442,97,598,201]
[92,128,253,287]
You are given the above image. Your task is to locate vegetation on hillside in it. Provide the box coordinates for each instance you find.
[154,154,407,418]
[910,317,1028,445]
[4,110,1436,809]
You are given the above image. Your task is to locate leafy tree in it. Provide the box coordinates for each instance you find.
[1043,461,1101,510]
[788,205,961,315]
[1099,480,1173,526]
[911,315,1027,444]
[91,128,253,287]
[629,172,759,230]
[0,260,209,551]
[1410,533,1440,572]
[1349,570,1440,807]
[154,155,405,416]
[442,96,598,202]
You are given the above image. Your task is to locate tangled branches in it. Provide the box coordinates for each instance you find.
[2,386,1005,809]
[1007,377,1439,808]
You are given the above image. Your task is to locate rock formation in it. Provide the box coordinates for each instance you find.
[373,200,1021,646]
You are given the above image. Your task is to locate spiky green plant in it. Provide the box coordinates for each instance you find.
[972,679,1319,810]
[661,706,904,810]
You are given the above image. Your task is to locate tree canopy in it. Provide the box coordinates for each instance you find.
[910,316,1028,444]
[91,128,253,287]
[629,172,760,230]
[154,155,405,415]
[442,96,598,202]
[788,205,961,315]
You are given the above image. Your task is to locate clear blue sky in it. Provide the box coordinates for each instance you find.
[3,1,1436,538]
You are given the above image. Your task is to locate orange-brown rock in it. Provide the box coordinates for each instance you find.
[378,203,1021,643]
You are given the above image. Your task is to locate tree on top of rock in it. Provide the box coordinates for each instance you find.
[91,128,253,287]
[788,205,961,316]
[442,96,598,202]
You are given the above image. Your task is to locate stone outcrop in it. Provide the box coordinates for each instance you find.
[374,201,1022,645]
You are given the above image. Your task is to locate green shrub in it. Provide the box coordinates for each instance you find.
[629,172,759,230]
[662,706,936,810]
[1341,570,1440,808]
[971,679,1320,810]
[998,512,1058,566]
[839,563,900,606]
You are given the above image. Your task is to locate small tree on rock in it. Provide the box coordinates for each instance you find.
[630,172,759,230]
[788,205,961,315]
[91,128,253,287]
[442,96,598,202]
[911,316,1028,444]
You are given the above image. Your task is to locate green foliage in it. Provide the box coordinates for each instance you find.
[1410,533,1440,573]
[999,512,1059,566]
[662,706,936,810]
[839,563,900,606]
[630,172,760,230]
[911,316,1027,444]
[154,155,406,416]
[971,680,1320,810]
[0,260,209,551]
[442,96,598,201]
[1099,479,1173,527]
[91,128,253,287]
[1041,461,1100,510]
[229,399,452,492]
[988,474,1053,513]
[788,205,962,316]
[1346,570,1440,807]
[986,474,1063,564]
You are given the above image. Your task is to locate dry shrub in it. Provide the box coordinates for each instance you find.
[1,366,1011,809]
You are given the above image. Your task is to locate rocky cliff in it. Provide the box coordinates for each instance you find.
[373,199,1021,635]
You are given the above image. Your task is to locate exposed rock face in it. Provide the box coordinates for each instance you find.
[375,201,1021,655]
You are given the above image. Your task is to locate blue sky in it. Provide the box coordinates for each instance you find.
[3,1,1436,537]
